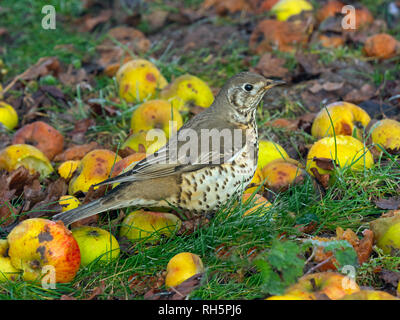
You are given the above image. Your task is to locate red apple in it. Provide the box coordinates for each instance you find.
[7,218,81,283]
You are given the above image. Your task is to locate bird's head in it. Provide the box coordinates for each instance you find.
[218,72,285,115]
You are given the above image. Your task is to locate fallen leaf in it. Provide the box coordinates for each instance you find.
[252,53,289,79]
[77,9,112,32]
[250,20,310,53]
[54,142,100,162]
[375,197,400,210]
[313,157,335,171]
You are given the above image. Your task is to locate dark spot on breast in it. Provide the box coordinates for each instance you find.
[206,186,211,192]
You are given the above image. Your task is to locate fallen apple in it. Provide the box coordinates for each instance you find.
[370,119,400,153]
[160,74,214,111]
[0,101,18,130]
[0,144,54,177]
[68,149,121,195]
[59,195,81,212]
[311,101,370,140]
[121,131,166,155]
[241,193,272,217]
[340,290,399,300]
[271,0,313,21]
[370,212,400,255]
[0,239,20,282]
[12,121,64,160]
[261,159,304,192]
[71,226,120,267]
[7,218,81,283]
[117,59,168,103]
[130,99,183,140]
[58,160,80,180]
[120,210,182,242]
[306,135,374,176]
[258,140,289,170]
[165,252,204,288]
[285,272,360,300]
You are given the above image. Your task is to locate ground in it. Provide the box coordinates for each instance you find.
[0,0,399,300]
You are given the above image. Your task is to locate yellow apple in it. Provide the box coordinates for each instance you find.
[370,119,400,152]
[7,218,81,283]
[68,149,121,195]
[117,59,168,103]
[311,102,371,140]
[160,74,214,111]
[0,101,18,130]
[120,210,182,242]
[271,0,313,21]
[71,226,120,267]
[0,144,54,177]
[165,252,204,288]
[130,99,183,139]
[258,140,289,170]
[306,135,374,176]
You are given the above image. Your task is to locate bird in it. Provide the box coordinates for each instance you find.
[52,72,285,226]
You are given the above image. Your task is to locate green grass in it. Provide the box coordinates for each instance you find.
[1,0,400,300]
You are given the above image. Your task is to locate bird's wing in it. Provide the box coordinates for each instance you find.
[95,117,248,187]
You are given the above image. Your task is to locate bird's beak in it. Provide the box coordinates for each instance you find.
[264,80,286,90]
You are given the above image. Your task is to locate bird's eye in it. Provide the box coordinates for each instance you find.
[244,84,253,91]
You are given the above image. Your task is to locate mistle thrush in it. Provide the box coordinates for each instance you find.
[53,72,285,226]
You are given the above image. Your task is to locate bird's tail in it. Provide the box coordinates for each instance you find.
[52,198,113,226]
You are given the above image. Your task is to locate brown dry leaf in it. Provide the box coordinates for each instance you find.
[295,52,324,76]
[128,273,164,296]
[3,57,60,94]
[86,281,106,300]
[203,0,254,15]
[60,295,77,300]
[54,142,100,162]
[144,273,203,300]
[251,53,289,79]
[0,172,17,226]
[25,178,67,218]
[313,227,374,271]
[313,157,335,171]
[77,9,112,32]
[310,167,330,189]
[6,167,40,194]
[343,83,375,104]
[59,65,88,87]
[250,19,310,53]
[375,197,400,210]
[267,118,299,131]
[96,27,150,73]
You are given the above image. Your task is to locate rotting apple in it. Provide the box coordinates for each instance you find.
[68,149,121,195]
[130,100,183,139]
[370,119,400,153]
[262,159,305,192]
[241,193,272,217]
[120,210,182,242]
[116,59,168,103]
[340,290,399,300]
[7,218,81,283]
[121,131,166,155]
[370,212,400,255]
[0,101,18,130]
[270,0,313,21]
[0,144,54,177]
[160,74,214,111]
[59,195,81,212]
[58,160,80,180]
[306,135,374,176]
[12,121,64,160]
[257,140,289,170]
[71,226,120,267]
[165,252,204,288]
[0,239,20,282]
[311,101,371,140]
[244,167,264,194]
[285,272,360,300]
